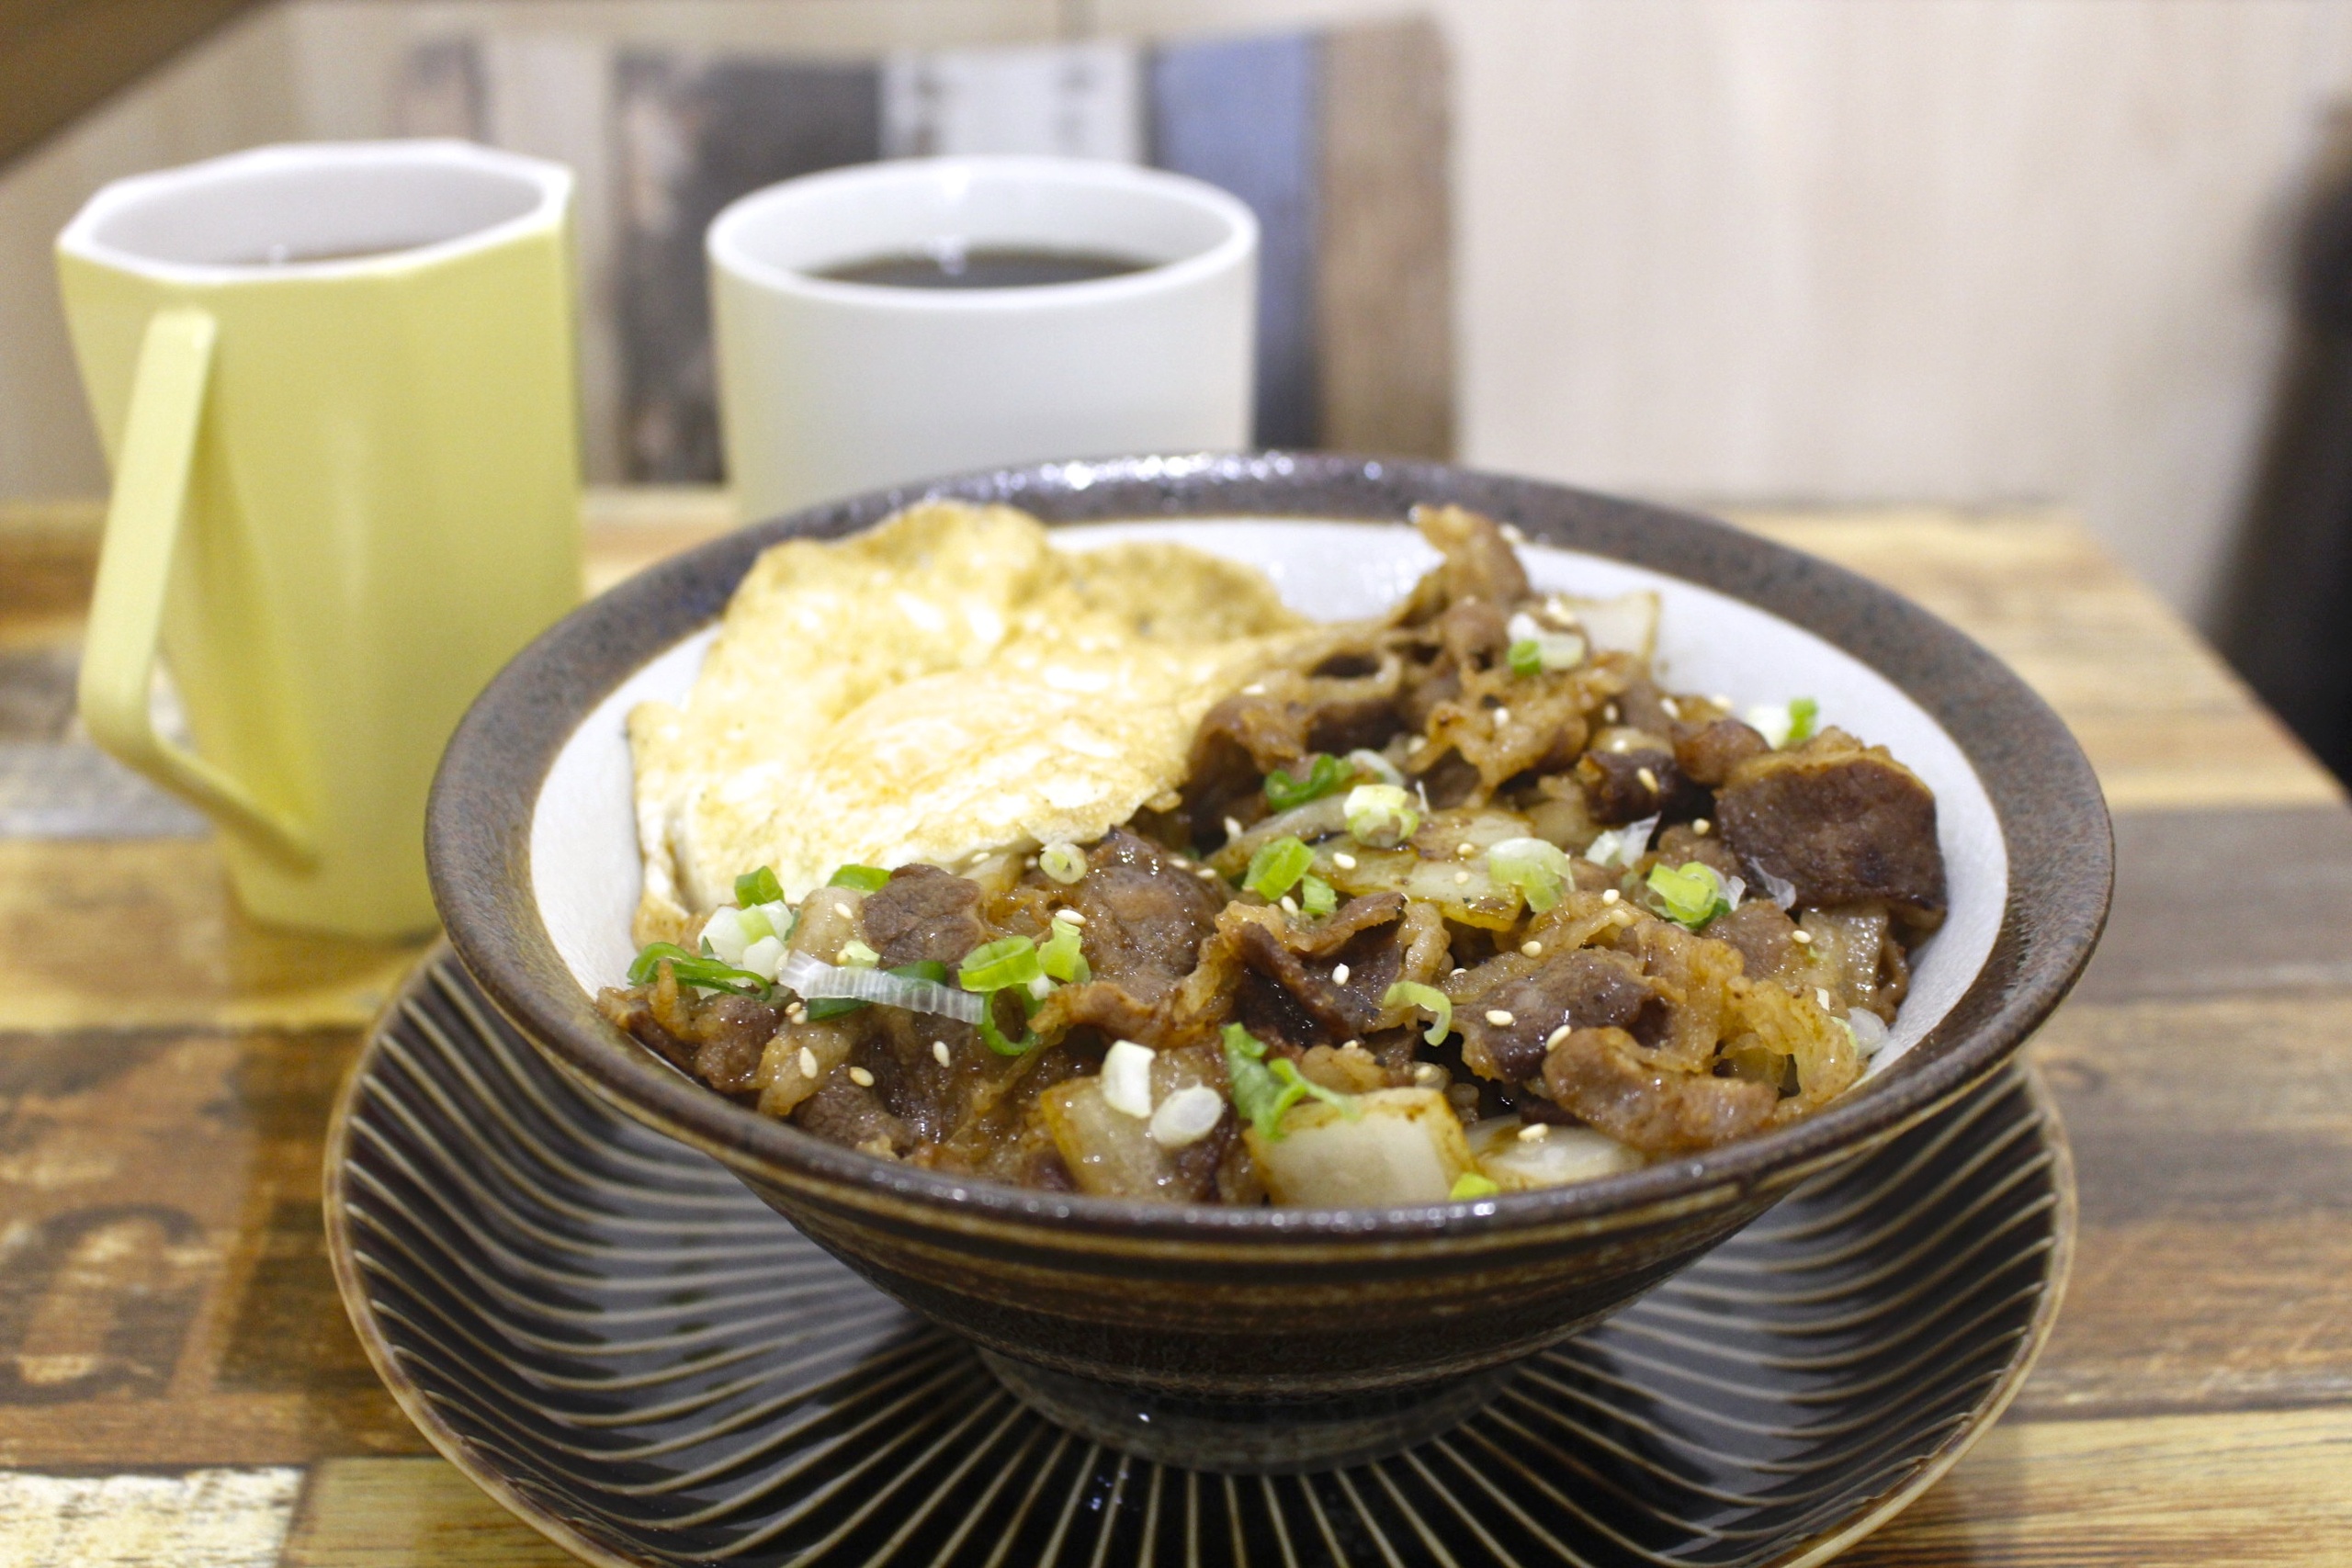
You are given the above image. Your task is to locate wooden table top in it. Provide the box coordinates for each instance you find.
[2,490,2346,1565]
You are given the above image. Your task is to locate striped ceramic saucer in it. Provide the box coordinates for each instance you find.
[325,946,2073,1568]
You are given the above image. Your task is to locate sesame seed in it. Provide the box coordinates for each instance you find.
[1501,522,1529,543]
[1242,682,1267,695]
[1636,767,1659,792]
[1602,889,1621,905]
[1792,929,1814,944]
[1521,940,1544,957]
[1545,1024,1573,1049]
[787,1002,808,1021]
[798,1046,819,1077]
[1458,841,1478,857]
[1712,694,1733,708]
[1054,908,1085,925]
[1454,870,1472,885]
[1605,704,1620,723]
[1332,963,1351,985]
[1280,895,1299,914]
[1816,988,1836,1011]
[1452,966,1469,978]
[1025,856,1039,868]
[849,1066,876,1088]
[1493,706,1511,726]
[1333,852,1358,870]
[1519,1122,1551,1144]
[933,1041,952,1066]
[1341,1039,1363,1052]
[1225,817,1245,840]
[1412,1063,1446,1087]
[1659,696,1681,719]
[1486,1010,1515,1026]
[1197,867,1219,880]
[1692,818,1712,834]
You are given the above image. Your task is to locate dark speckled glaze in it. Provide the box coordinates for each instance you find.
[425,453,2111,1468]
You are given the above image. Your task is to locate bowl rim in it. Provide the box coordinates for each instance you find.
[427,451,2112,1244]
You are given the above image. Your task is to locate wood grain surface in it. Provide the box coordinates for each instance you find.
[0,491,2345,1565]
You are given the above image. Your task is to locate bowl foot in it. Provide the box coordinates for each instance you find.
[978,1351,1511,1474]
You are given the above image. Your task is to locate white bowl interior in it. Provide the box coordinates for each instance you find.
[531,518,2007,1077]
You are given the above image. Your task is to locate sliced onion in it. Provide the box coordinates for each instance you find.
[1846,1010,1890,1055]
[1582,813,1659,870]
[777,952,985,1023]
[1746,860,1797,910]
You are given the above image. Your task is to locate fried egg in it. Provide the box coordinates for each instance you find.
[627,502,1304,942]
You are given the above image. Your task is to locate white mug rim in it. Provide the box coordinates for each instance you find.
[706,154,1259,314]
[55,140,573,287]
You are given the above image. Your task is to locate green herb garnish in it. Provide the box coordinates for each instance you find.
[1382,981,1453,1044]
[1221,1023,1356,1140]
[627,942,773,999]
[1487,836,1572,913]
[1645,861,1734,930]
[958,935,1044,993]
[1244,835,1316,901]
[1040,917,1091,983]
[1343,784,1420,848]
[977,987,1041,1055]
[1506,639,1544,679]
[828,863,892,892]
[734,865,785,907]
[1786,696,1819,746]
[1298,874,1337,919]
[1450,1172,1501,1200]
[1263,753,1352,811]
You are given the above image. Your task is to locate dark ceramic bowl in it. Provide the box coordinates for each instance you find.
[426,453,2109,1472]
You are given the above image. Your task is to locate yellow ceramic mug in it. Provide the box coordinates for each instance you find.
[55,141,582,937]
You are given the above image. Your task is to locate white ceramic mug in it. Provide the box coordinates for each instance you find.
[707,156,1257,519]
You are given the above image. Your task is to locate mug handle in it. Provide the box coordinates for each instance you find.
[77,308,314,865]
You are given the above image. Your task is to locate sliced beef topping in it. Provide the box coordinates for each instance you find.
[1453,948,1667,1083]
[1715,729,1947,925]
[1219,893,1444,1049]
[1674,716,1770,786]
[1708,898,1802,987]
[861,863,990,970]
[594,971,780,1097]
[795,1073,911,1156]
[1415,503,1531,610]
[1542,1026,1777,1155]
[1576,743,1708,825]
[1066,828,1226,1005]
[1181,641,1404,829]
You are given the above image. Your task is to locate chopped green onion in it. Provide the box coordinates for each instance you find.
[1450,1172,1501,1200]
[1038,841,1087,885]
[958,935,1043,993]
[1344,784,1420,848]
[1298,874,1337,919]
[1506,612,1587,674]
[978,988,1041,1055]
[1383,981,1453,1044]
[828,863,892,892]
[1244,835,1316,900]
[1220,1024,1355,1139]
[626,942,772,999]
[1646,861,1734,930]
[1743,699,1819,750]
[835,940,880,968]
[1346,748,1406,788]
[1040,916,1091,983]
[1487,836,1573,913]
[735,865,785,907]
[1263,753,1351,811]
